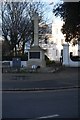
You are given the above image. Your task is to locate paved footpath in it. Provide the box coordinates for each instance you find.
[2,67,80,91]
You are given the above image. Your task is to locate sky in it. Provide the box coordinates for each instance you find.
[41,0,62,24]
[0,0,62,24]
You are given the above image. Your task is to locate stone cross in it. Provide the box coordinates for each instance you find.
[33,12,39,46]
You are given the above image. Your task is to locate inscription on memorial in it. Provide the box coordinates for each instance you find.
[29,52,40,59]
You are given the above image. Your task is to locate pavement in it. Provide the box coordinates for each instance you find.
[2,67,80,91]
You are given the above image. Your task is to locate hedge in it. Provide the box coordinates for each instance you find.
[2,55,28,61]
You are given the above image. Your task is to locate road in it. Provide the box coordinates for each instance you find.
[2,67,78,90]
[2,88,79,119]
[2,78,78,91]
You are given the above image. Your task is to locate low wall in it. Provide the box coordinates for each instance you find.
[69,58,80,67]
[69,53,80,67]
[62,56,80,67]
[63,44,80,67]
[2,61,27,67]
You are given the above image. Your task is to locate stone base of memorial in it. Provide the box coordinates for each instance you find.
[27,46,46,68]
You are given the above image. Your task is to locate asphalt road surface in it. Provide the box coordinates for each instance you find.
[2,67,78,90]
[2,88,79,119]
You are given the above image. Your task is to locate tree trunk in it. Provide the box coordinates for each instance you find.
[14,45,17,56]
[22,42,25,55]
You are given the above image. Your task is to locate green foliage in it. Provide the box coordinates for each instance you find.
[45,55,55,66]
[53,2,80,44]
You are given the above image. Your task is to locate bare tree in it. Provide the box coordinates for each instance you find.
[2,1,46,56]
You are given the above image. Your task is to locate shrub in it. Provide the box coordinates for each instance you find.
[2,53,28,61]
[45,55,55,66]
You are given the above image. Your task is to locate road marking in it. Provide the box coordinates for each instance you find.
[36,114,59,119]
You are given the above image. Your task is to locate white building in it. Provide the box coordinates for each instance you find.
[40,18,65,61]
[25,16,80,63]
[47,17,80,62]
[51,18,65,61]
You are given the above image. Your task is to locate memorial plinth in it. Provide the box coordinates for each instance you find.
[27,13,46,68]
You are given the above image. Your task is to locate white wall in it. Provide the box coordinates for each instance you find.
[63,44,80,67]
[69,58,80,67]
[52,18,65,61]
